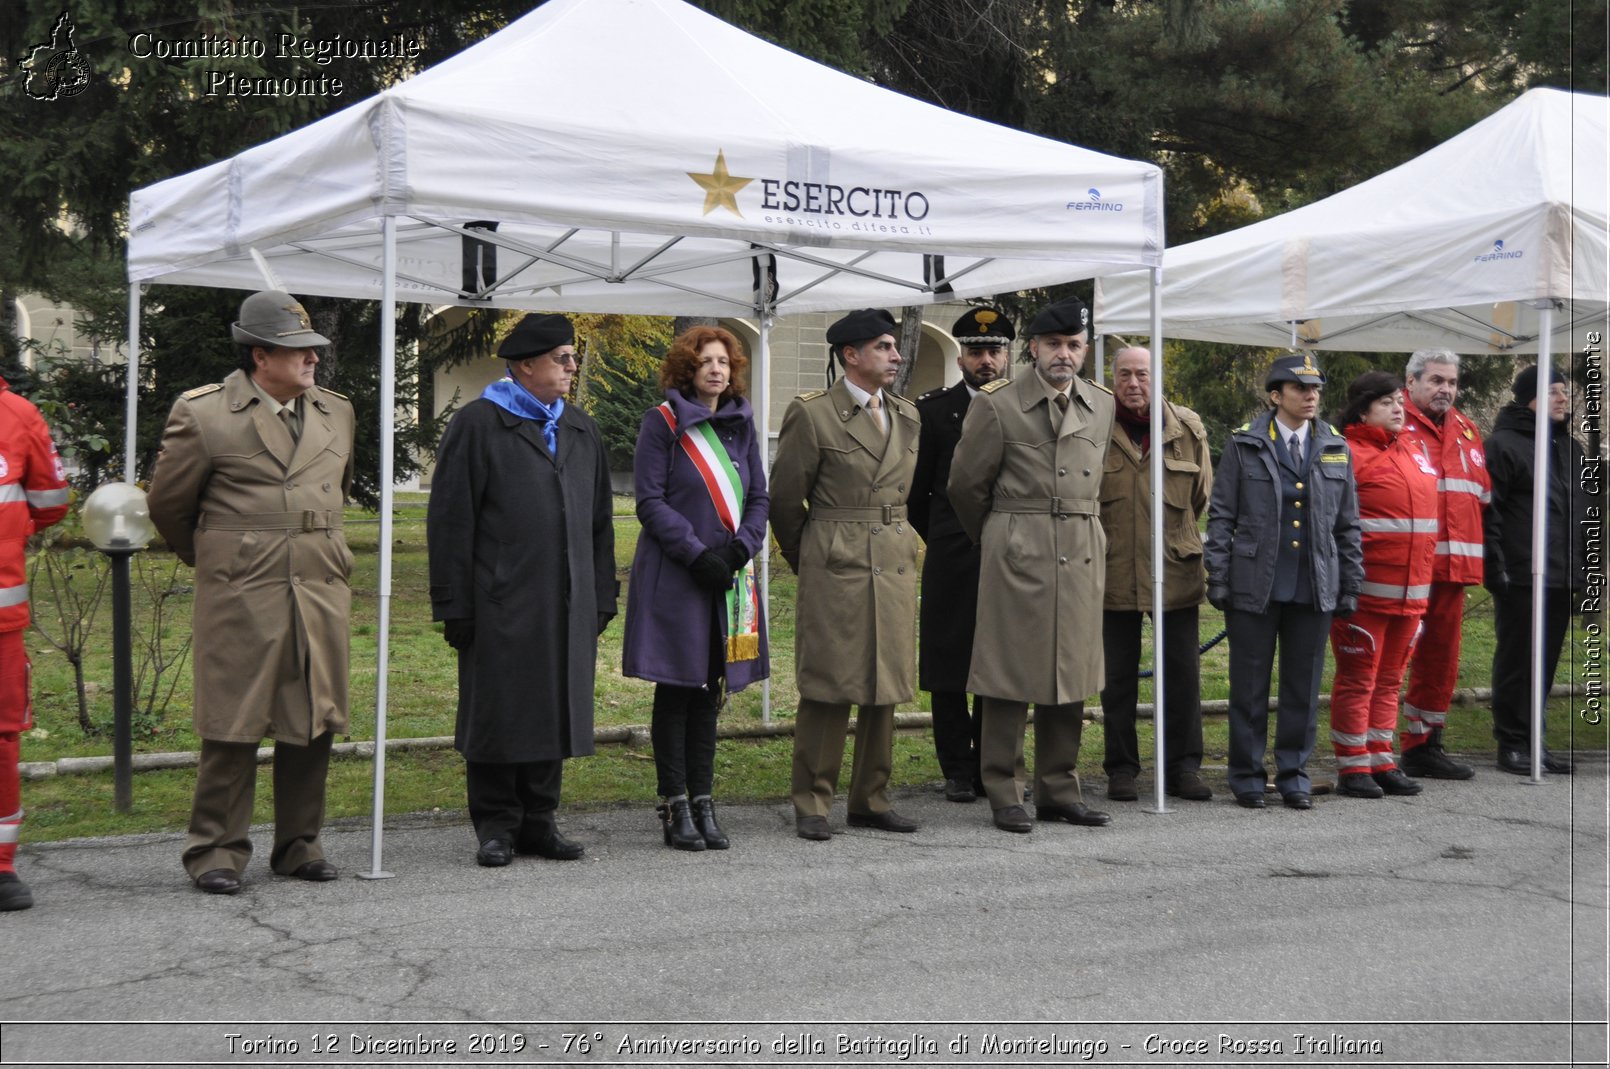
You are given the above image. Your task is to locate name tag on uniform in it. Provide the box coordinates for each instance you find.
[1320,454,1348,464]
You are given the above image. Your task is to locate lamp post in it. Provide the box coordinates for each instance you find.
[82,483,155,813]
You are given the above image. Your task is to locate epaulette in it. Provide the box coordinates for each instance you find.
[1237,422,1252,432]
[316,386,349,401]
[917,387,946,402]
[181,383,223,400]
[1174,405,1208,440]
[979,379,1009,394]
[1086,379,1113,395]
[796,390,825,402]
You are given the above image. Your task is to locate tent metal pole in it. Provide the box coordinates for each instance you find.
[361,215,399,879]
[1526,302,1555,784]
[1147,267,1170,814]
[756,312,772,725]
[125,286,141,481]
[1093,334,1105,386]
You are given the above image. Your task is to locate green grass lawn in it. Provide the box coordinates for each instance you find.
[19,495,1606,841]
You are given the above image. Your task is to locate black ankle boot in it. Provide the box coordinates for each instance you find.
[656,797,706,851]
[690,795,729,850]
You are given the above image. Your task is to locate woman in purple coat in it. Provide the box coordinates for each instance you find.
[623,326,770,851]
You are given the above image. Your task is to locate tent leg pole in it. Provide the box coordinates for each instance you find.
[756,312,772,726]
[1147,267,1170,815]
[1526,302,1555,786]
[361,215,399,879]
[125,286,141,482]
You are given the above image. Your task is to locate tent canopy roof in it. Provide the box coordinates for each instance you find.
[1097,88,1607,353]
[129,0,1162,316]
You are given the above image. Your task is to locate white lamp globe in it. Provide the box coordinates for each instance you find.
[82,482,155,551]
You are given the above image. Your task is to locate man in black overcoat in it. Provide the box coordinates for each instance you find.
[427,313,618,866]
[910,307,1013,802]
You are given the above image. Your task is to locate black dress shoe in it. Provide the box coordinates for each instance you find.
[476,839,513,867]
[1234,793,1266,809]
[1035,802,1111,827]
[518,827,585,860]
[796,815,832,841]
[943,778,977,803]
[1106,771,1139,801]
[290,858,338,881]
[0,872,34,911]
[195,868,242,895]
[1166,771,1214,801]
[1496,748,1532,775]
[992,804,1033,833]
[847,809,918,832]
[1543,751,1575,775]
[1282,792,1313,810]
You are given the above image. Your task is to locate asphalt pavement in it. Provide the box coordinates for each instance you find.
[3,756,1606,1068]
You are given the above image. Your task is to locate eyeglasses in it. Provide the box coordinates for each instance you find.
[546,349,582,368]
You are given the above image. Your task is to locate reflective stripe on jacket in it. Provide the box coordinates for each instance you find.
[1345,423,1439,616]
[0,378,70,631]
[1400,400,1489,585]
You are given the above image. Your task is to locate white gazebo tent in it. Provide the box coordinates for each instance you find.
[1098,88,1609,781]
[127,0,1169,873]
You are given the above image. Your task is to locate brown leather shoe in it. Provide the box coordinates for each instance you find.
[195,868,242,895]
[290,859,338,881]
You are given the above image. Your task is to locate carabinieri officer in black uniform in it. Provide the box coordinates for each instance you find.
[1205,354,1363,810]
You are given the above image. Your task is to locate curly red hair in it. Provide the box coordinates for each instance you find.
[659,326,748,400]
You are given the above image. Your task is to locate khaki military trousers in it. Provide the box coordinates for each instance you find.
[182,733,333,878]
[980,698,1087,810]
[791,699,895,819]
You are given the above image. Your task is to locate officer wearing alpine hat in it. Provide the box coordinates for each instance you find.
[1205,352,1363,810]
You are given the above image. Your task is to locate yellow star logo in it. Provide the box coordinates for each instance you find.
[688,150,753,217]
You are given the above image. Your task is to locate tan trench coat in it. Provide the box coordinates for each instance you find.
[1099,401,1212,612]
[769,379,920,706]
[948,371,1114,705]
[148,370,355,745]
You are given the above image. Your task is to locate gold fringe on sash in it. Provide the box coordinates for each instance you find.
[727,632,760,663]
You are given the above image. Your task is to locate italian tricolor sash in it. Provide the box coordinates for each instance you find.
[656,403,761,663]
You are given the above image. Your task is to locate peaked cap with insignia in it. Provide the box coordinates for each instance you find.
[231,290,330,348]
[951,307,1015,347]
[1265,352,1326,389]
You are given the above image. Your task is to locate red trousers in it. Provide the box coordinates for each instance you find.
[1401,582,1465,752]
[1330,610,1422,773]
[0,629,30,872]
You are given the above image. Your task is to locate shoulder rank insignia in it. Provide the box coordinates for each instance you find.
[316,386,349,401]
[979,379,1009,394]
[1086,379,1113,395]
[181,383,223,400]
[797,390,825,402]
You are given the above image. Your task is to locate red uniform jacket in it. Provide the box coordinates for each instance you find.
[1400,399,1490,585]
[1347,423,1439,616]
[0,377,69,632]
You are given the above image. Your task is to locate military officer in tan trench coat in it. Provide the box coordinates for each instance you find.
[948,296,1114,834]
[149,291,355,895]
[770,308,921,841]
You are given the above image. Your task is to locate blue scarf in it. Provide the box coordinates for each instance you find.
[483,377,564,453]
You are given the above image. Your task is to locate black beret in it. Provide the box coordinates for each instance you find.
[1025,296,1090,338]
[1265,352,1327,389]
[951,307,1015,346]
[1512,363,1565,400]
[497,313,574,359]
[826,308,898,348]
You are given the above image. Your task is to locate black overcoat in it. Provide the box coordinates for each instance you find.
[427,398,618,763]
[910,381,981,692]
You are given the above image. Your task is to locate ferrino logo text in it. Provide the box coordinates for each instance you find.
[1474,238,1524,263]
[1066,188,1124,212]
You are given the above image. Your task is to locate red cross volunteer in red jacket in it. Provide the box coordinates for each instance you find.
[0,379,70,911]
[1396,349,1489,780]
[1328,373,1438,800]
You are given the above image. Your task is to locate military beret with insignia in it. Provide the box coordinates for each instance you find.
[1025,296,1090,338]
[497,313,574,359]
[826,308,898,348]
[951,307,1015,347]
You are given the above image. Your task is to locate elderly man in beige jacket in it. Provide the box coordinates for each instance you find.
[949,296,1114,834]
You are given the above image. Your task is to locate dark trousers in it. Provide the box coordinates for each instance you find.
[1491,585,1572,750]
[980,699,1087,809]
[1224,603,1330,798]
[930,690,983,785]
[182,732,333,878]
[1100,606,1204,780]
[651,683,720,797]
[465,759,563,847]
